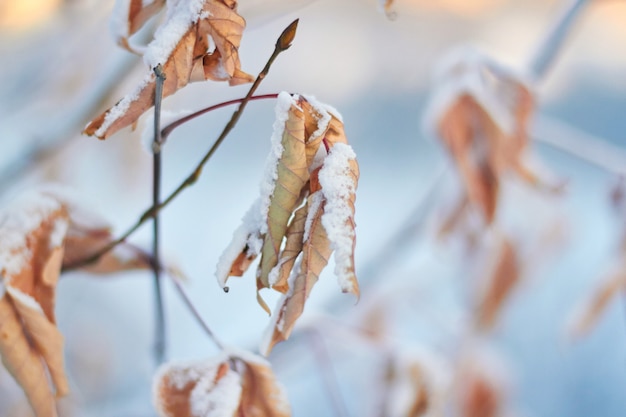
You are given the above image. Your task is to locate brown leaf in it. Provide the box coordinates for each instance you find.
[475,236,519,330]
[261,194,332,355]
[85,0,253,139]
[216,94,359,340]
[258,101,309,289]
[0,194,70,417]
[153,350,290,417]
[431,50,537,224]
[271,202,308,294]
[568,265,626,339]
[0,187,152,417]
[456,349,508,417]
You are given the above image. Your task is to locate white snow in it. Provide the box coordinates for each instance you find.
[6,287,44,314]
[110,0,132,39]
[318,143,358,293]
[423,46,533,140]
[40,184,112,232]
[302,191,323,243]
[258,91,299,235]
[143,0,206,68]
[0,190,64,279]
[215,199,263,288]
[215,92,298,287]
[189,366,242,417]
[49,216,69,249]
[140,108,193,153]
[93,73,153,138]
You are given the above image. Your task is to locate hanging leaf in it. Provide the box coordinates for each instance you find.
[0,187,152,417]
[426,47,541,224]
[85,0,253,139]
[261,191,331,355]
[153,349,290,417]
[216,93,360,352]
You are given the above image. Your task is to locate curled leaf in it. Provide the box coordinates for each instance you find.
[216,93,359,352]
[85,0,253,139]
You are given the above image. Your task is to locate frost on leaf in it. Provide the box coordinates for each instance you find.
[0,186,151,417]
[474,236,519,330]
[85,0,253,139]
[153,349,291,417]
[425,47,541,224]
[216,92,359,353]
[381,348,450,417]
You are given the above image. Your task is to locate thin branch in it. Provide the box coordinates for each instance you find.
[532,115,626,176]
[64,19,299,271]
[307,330,352,417]
[529,0,590,81]
[167,274,225,350]
[152,64,167,364]
[161,93,279,143]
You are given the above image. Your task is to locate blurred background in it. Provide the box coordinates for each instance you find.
[0,0,626,415]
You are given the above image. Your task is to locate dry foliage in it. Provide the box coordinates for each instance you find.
[474,236,519,330]
[216,92,359,355]
[0,187,150,417]
[153,350,290,417]
[428,49,540,224]
[85,0,253,139]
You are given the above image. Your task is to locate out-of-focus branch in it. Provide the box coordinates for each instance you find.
[529,0,590,81]
[533,115,626,176]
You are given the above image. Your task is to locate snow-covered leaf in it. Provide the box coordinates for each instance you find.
[216,93,359,352]
[85,0,253,139]
[0,187,152,417]
[153,349,290,417]
[425,48,538,224]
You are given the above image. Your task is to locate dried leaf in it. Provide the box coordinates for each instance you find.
[382,349,450,417]
[85,0,253,139]
[261,193,332,355]
[568,266,626,339]
[428,48,538,224]
[475,237,519,330]
[456,348,509,417]
[258,102,309,289]
[271,202,308,294]
[153,350,290,417]
[0,187,152,417]
[216,93,359,348]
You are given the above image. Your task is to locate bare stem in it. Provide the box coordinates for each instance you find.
[152,64,167,364]
[168,275,224,350]
[161,93,280,143]
[63,19,299,271]
[529,0,590,81]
